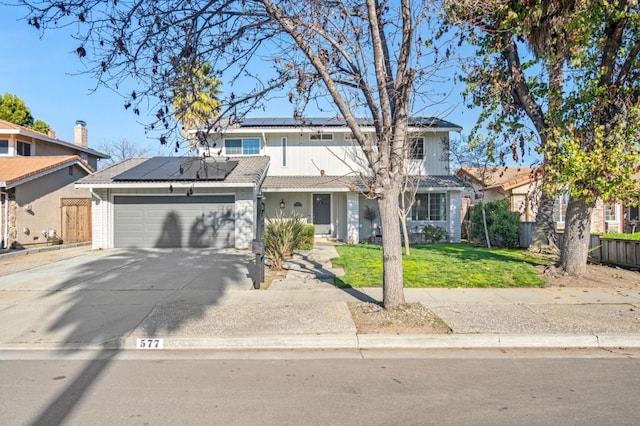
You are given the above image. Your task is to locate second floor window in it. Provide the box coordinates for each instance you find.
[409,137,424,159]
[309,133,333,141]
[17,141,32,156]
[281,137,287,167]
[0,140,8,155]
[411,193,446,221]
[224,138,260,155]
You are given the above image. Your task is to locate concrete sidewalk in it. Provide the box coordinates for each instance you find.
[0,243,639,351]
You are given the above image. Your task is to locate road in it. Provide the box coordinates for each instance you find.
[1,349,639,425]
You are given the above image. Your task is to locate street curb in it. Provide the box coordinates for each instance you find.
[0,242,90,259]
[2,333,640,352]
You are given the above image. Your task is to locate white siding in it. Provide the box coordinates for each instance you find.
[346,192,359,243]
[235,189,254,249]
[91,188,109,249]
[448,191,462,242]
[205,131,452,177]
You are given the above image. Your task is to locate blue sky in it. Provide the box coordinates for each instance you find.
[0,5,482,157]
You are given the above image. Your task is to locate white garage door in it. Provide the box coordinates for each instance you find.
[113,195,235,248]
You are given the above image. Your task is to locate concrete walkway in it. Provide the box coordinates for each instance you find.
[0,243,639,351]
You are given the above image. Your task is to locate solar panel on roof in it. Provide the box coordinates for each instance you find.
[113,157,237,181]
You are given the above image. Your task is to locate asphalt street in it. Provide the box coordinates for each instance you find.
[1,351,639,426]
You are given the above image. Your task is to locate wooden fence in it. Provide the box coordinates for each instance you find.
[519,222,640,269]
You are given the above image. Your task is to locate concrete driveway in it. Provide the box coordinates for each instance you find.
[0,247,255,349]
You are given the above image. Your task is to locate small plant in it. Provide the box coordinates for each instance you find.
[423,225,448,243]
[297,224,316,250]
[363,205,378,238]
[264,211,305,271]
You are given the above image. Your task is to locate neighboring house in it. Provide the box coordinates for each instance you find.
[457,166,627,234]
[79,116,465,250]
[0,120,109,249]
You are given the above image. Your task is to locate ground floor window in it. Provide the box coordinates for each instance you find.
[411,193,446,221]
[604,203,618,222]
[554,193,569,223]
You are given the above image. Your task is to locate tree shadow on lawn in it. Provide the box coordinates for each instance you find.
[26,248,253,426]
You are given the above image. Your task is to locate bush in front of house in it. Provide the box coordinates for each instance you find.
[470,199,520,248]
[423,225,448,243]
[264,212,305,270]
[297,224,316,250]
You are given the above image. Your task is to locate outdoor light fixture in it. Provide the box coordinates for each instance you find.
[280,199,286,209]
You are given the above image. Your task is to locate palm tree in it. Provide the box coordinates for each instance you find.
[172,62,222,150]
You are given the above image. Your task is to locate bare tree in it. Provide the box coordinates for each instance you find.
[17,0,452,308]
[98,139,151,166]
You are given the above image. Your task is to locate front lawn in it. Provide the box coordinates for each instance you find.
[332,243,546,288]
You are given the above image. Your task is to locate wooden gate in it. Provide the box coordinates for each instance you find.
[60,198,92,243]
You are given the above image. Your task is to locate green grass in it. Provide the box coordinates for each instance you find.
[332,243,547,288]
[600,232,640,241]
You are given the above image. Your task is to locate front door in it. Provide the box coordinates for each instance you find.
[312,194,331,235]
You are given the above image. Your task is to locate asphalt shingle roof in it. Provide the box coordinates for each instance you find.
[234,116,461,130]
[77,156,270,186]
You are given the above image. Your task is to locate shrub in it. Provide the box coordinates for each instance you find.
[297,225,316,250]
[264,212,305,270]
[423,225,448,243]
[470,199,520,248]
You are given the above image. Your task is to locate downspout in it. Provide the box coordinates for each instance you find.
[1,190,8,249]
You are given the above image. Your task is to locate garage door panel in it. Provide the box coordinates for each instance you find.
[114,196,235,248]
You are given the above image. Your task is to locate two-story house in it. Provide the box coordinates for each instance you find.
[78,117,465,250]
[0,119,109,249]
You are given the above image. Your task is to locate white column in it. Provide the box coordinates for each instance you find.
[449,191,462,242]
[346,192,359,244]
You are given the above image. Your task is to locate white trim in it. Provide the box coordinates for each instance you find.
[263,187,353,193]
[76,182,257,189]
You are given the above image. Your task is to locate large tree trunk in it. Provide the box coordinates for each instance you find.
[560,197,596,275]
[378,185,406,309]
[529,190,559,255]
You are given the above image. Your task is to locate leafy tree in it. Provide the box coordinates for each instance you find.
[0,93,50,133]
[31,119,50,134]
[16,0,452,308]
[445,0,640,275]
[470,199,520,248]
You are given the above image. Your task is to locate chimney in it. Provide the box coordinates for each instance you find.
[74,120,88,147]
[48,129,56,139]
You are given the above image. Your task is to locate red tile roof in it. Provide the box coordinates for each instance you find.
[457,166,541,191]
[0,155,93,188]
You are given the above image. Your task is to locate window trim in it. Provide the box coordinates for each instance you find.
[223,137,260,156]
[0,139,8,156]
[411,192,447,221]
[604,202,619,222]
[409,137,424,159]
